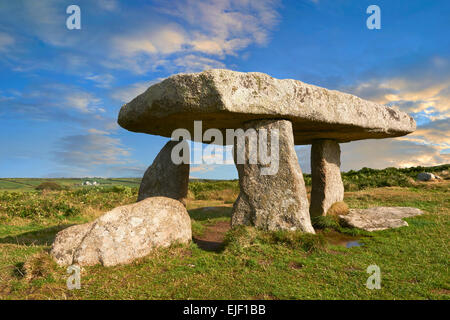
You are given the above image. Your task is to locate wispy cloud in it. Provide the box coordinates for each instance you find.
[85,74,115,88]
[340,56,450,169]
[0,83,115,130]
[0,31,14,51]
[54,131,131,168]
[343,56,450,120]
[111,79,162,103]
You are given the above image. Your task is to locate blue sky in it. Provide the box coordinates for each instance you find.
[0,0,449,178]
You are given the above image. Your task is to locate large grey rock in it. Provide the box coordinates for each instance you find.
[51,197,192,267]
[417,172,436,181]
[231,119,315,233]
[138,140,189,205]
[339,207,423,232]
[118,69,416,145]
[310,140,344,217]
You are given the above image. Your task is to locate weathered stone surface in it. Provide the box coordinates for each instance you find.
[118,69,416,145]
[339,207,423,232]
[231,119,315,233]
[51,197,192,267]
[310,140,344,217]
[50,223,93,266]
[138,140,189,205]
[417,172,436,181]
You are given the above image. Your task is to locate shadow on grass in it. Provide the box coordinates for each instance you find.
[192,238,225,252]
[188,206,232,221]
[0,224,73,246]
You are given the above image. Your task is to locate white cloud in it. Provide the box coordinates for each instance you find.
[65,92,102,114]
[158,0,280,53]
[97,0,119,11]
[87,128,111,135]
[0,32,14,51]
[111,79,163,103]
[85,74,115,88]
[112,24,187,57]
[340,56,450,170]
[341,139,449,170]
[55,133,131,167]
[343,56,450,120]
[0,1,281,76]
[173,55,225,73]
[108,0,280,73]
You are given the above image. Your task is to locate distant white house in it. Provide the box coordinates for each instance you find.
[82,181,99,186]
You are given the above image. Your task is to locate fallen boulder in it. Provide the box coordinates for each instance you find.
[51,197,192,267]
[339,206,423,232]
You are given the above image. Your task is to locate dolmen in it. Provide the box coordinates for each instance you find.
[51,69,416,266]
[118,69,415,231]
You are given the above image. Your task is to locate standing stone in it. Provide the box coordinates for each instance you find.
[310,140,344,217]
[51,197,192,267]
[138,140,189,205]
[232,119,315,233]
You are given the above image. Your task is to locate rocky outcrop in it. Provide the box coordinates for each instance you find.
[51,197,192,267]
[231,119,315,233]
[417,172,437,181]
[118,69,416,145]
[339,206,423,232]
[310,140,344,217]
[138,140,189,205]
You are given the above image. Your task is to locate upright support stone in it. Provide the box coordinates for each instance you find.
[310,140,344,217]
[138,140,189,205]
[232,119,315,233]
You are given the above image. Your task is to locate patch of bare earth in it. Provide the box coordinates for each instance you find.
[193,221,230,252]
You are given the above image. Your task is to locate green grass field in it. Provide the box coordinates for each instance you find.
[0,165,448,299]
[0,178,142,192]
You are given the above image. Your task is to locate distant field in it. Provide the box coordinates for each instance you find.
[0,178,142,192]
[1,163,448,192]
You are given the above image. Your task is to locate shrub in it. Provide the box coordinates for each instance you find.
[265,231,325,252]
[35,182,64,191]
[326,201,349,216]
[311,215,341,230]
[23,252,57,281]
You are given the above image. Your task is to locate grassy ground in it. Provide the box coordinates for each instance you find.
[0,168,448,300]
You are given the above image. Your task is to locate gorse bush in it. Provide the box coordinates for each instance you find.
[304,164,449,191]
[0,187,138,221]
[35,182,64,191]
[311,215,341,230]
[189,180,239,200]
